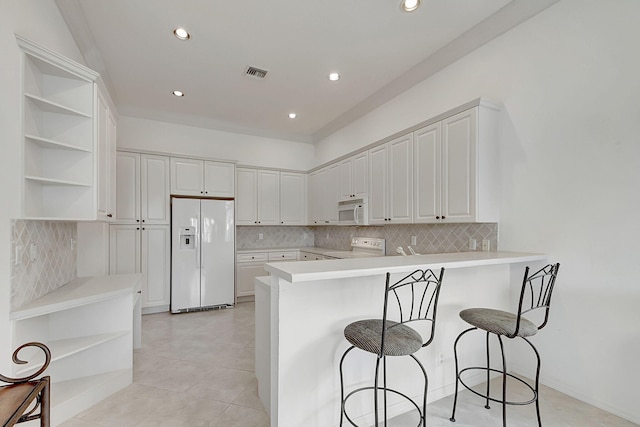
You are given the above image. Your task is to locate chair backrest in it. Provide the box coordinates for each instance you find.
[381,268,445,351]
[514,263,561,336]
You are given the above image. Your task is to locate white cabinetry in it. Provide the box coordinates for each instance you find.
[236,252,268,298]
[414,103,500,223]
[170,157,235,197]
[109,224,171,313]
[18,35,98,220]
[279,172,307,225]
[237,168,303,225]
[10,274,141,425]
[339,151,368,200]
[368,134,413,225]
[115,152,170,224]
[309,164,339,225]
[96,84,117,221]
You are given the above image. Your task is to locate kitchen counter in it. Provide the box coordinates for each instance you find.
[237,246,355,258]
[256,251,547,427]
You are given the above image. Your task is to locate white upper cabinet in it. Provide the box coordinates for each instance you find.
[414,102,500,223]
[116,152,170,224]
[170,157,235,197]
[339,151,368,200]
[368,134,413,225]
[96,84,117,221]
[18,35,99,220]
[311,164,339,225]
[236,168,280,225]
[280,172,307,225]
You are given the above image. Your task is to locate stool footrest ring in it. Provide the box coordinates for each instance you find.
[457,367,537,406]
[342,386,423,427]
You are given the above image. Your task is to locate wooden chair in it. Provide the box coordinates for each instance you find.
[0,342,51,427]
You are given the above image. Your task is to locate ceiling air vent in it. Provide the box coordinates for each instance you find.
[245,66,269,80]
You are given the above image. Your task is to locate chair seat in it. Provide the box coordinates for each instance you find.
[344,319,423,356]
[460,308,539,337]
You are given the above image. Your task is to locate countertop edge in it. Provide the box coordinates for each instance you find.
[10,273,143,321]
[264,252,546,283]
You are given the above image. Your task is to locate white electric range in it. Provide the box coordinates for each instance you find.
[323,237,386,259]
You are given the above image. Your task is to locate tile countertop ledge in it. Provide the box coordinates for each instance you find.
[264,251,546,283]
[10,273,143,320]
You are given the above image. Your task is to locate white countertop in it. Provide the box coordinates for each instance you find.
[11,273,143,320]
[264,251,546,283]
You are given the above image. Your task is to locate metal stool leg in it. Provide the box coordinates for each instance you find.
[522,337,542,427]
[340,346,355,426]
[450,327,476,422]
[497,334,507,427]
[485,332,491,409]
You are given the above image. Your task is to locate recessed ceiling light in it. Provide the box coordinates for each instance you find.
[173,27,191,40]
[329,72,340,81]
[288,113,297,119]
[400,0,421,12]
[172,90,185,97]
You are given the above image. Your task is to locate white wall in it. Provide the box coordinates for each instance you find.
[118,116,315,171]
[0,1,86,372]
[315,0,640,422]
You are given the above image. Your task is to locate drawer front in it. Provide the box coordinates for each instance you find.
[268,251,298,261]
[237,252,268,263]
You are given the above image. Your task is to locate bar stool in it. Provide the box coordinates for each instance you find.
[449,263,560,427]
[339,268,445,426]
[0,342,51,426]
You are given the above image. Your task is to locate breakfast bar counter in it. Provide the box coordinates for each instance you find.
[256,251,546,427]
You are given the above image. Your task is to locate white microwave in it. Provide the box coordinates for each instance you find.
[338,197,368,225]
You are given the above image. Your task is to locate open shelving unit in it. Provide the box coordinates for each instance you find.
[17,35,99,220]
[10,274,142,425]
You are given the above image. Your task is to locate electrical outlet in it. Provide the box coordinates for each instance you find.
[482,239,490,251]
[29,242,38,262]
[469,238,477,250]
[438,354,445,365]
[258,233,264,240]
[411,235,417,245]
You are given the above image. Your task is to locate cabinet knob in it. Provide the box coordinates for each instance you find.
[142,219,145,222]
[136,227,140,230]
[442,216,446,220]
[136,219,140,222]
[436,216,440,220]
[107,213,112,218]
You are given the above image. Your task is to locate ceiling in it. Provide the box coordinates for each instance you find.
[55,0,558,144]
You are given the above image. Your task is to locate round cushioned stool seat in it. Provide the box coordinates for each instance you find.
[460,308,538,337]
[344,319,423,356]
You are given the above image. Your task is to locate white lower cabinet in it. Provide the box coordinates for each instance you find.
[10,274,141,426]
[236,252,268,298]
[110,224,170,313]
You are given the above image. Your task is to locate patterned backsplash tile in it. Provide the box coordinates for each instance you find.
[10,220,77,310]
[237,225,315,249]
[238,223,497,255]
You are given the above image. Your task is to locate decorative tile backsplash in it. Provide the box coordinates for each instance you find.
[237,226,315,249]
[238,223,497,255]
[10,220,77,310]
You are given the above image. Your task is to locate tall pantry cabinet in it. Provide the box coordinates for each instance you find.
[110,151,171,313]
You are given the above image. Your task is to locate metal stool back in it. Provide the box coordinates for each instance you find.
[449,263,560,427]
[340,268,445,426]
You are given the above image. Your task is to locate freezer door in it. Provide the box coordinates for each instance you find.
[200,199,235,307]
[171,198,202,312]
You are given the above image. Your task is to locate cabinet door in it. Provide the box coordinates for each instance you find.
[141,225,171,310]
[236,168,258,225]
[414,123,441,223]
[280,172,306,225]
[324,164,339,223]
[141,154,170,224]
[115,152,140,223]
[109,224,141,274]
[96,91,115,221]
[442,108,476,222]
[236,262,266,297]
[368,144,388,224]
[204,161,235,197]
[352,151,368,198]
[307,171,318,225]
[388,134,413,223]
[170,158,204,196]
[338,159,353,200]
[257,170,280,225]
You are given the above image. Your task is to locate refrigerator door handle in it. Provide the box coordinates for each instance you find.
[195,227,201,268]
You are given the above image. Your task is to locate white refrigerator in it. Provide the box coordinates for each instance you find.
[171,197,235,313]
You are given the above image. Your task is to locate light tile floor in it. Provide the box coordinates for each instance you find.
[61,302,637,427]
